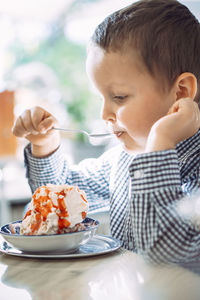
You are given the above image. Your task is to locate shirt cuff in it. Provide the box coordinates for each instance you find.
[129,150,181,193]
[24,143,67,182]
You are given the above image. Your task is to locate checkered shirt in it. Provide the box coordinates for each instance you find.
[24,130,200,263]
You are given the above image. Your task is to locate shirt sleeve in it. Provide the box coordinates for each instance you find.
[128,150,200,264]
[24,143,111,211]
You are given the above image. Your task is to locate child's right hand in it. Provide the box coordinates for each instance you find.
[12,106,60,157]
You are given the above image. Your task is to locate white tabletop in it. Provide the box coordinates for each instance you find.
[0,238,200,300]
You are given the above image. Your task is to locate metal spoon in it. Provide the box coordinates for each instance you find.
[53,127,113,138]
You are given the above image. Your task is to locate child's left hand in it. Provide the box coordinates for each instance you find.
[146,98,200,152]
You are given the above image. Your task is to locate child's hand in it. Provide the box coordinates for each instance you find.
[146,98,200,152]
[12,106,60,157]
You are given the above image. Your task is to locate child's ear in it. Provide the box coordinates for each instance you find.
[174,72,197,101]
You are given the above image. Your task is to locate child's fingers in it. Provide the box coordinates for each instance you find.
[31,107,49,131]
[30,106,58,134]
[167,98,194,115]
[194,102,200,126]
[20,109,38,135]
[13,106,59,138]
[12,116,29,137]
[167,101,180,115]
[30,107,46,131]
[38,116,58,134]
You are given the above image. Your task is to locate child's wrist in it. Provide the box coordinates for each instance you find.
[31,135,60,157]
[31,143,60,157]
[145,133,175,152]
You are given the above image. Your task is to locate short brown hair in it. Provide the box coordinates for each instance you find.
[91,0,200,103]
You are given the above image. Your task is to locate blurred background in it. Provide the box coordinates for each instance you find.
[0,0,199,225]
[0,0,132,164]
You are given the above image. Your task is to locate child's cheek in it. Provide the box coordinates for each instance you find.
[117,108,137,133]
[117,108,131,128]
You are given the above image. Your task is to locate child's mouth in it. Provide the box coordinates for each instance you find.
[114,131,124,138]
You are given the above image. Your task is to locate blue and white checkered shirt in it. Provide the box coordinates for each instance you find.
[24,130,200,263]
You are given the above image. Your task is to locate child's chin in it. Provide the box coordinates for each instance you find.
[122,142,144,155]
[122,143,134,153]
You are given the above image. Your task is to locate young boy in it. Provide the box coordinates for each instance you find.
[13,0,200,263]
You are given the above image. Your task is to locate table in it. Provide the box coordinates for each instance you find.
[0,240,200,300]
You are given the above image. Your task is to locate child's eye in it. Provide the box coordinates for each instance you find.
[113,95,127,102]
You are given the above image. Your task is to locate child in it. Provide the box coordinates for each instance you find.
[13,0,200,263]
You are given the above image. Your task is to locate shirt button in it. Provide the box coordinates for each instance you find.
[134,170,144,178]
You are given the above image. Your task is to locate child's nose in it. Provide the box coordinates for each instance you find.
[101,100,116,122]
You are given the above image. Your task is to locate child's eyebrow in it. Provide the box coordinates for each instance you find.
[107,82,131,89]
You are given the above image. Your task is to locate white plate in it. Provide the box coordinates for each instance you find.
[0,218,99,253]
[0,235,123,258]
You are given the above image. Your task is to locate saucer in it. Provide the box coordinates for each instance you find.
[0,235,123,258]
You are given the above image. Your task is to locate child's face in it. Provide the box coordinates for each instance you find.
[86,46,176,153]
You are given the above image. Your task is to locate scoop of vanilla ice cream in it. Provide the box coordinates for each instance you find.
[20,184,89,235]
[47,184,88,228]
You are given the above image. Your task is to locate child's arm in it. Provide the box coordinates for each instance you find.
[128,149,200,263]
[128,98,200,263]
[23,142,112,211]
[13,106,112,211]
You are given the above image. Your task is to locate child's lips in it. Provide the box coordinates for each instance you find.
[114,130,125,138]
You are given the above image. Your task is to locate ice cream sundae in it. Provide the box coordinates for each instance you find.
[20,184,89,235]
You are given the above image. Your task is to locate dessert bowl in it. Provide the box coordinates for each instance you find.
[0,217,99,253]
